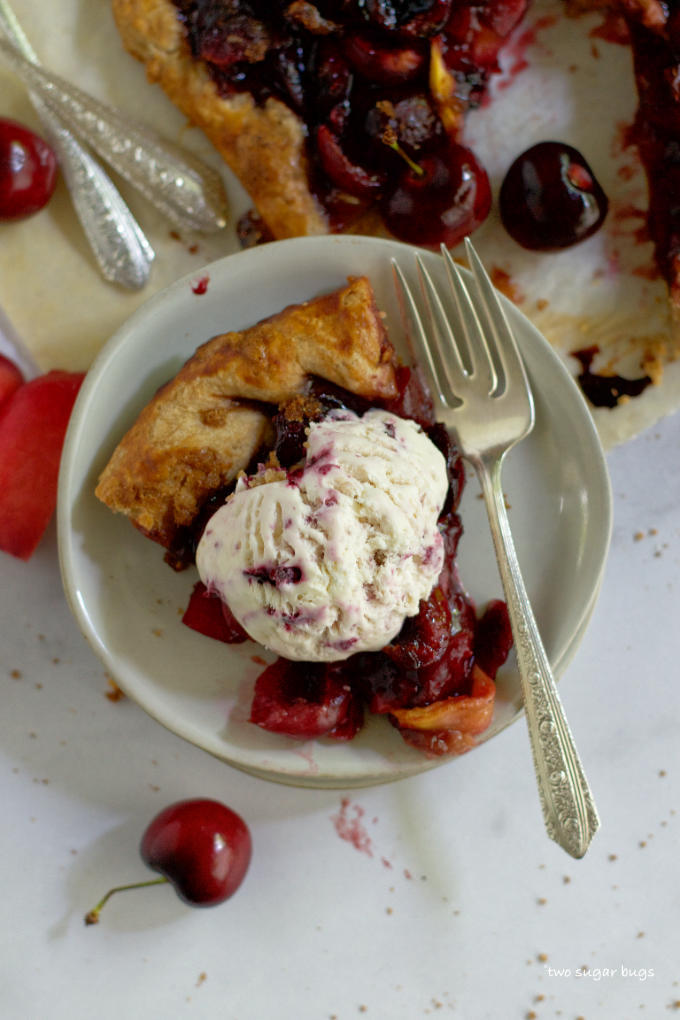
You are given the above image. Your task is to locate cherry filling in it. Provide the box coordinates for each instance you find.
[173,0,530,244]
[180,369,512,755]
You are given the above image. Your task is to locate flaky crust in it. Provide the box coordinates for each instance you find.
[111,0,328,239]
[95,277,398,548]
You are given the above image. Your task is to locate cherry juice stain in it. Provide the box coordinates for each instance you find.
[572,345,652,408]
[191,275,210,295]
[331,797,373,857]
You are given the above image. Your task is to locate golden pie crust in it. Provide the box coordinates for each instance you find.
[95,276,398,548]
[112,0,329,239]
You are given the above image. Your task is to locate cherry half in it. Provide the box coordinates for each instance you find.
[0,117,58,221]
[381,141,491,248]
[499,140,608,251]
[84,798,252,924]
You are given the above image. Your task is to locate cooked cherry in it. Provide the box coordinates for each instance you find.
[436,511,465,597]
[474,599,513,678]
[192,8,271,68]
[182,580,250,642]
[479,0,529,36]
[398,0,453,37]
[362,91,444,168]
[0,118,58,221]
[314,41,353,118]
[445,8,503,73]
[499,141,609,251]
[409,614,476,703]
[426,422,465,513]
[349,0,448,33]
[342,32,426,85]
[316,123,386,198]
[250,657,362,739]
[383,586,452,670]
[381,141,491,247]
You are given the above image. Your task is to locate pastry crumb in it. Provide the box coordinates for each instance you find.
[105,677,125,702]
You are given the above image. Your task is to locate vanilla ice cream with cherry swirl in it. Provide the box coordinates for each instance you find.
[196,408,449,661]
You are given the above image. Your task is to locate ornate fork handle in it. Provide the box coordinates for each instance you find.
[476,452,600,859]
[0,35,229,234]
[0,0,153,289]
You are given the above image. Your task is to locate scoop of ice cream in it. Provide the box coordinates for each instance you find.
[196,408,448,661]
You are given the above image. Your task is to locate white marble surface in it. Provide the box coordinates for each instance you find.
[1,396,678,1019]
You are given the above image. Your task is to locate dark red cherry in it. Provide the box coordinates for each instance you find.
[250,657,363,740]
[353,0,451,36]
[499,141,609,251]
[84,798,252,923]
[140,799,251,906]
[362,90,444,167]
[316,123,386,198]
[0,117,58,221]
[398,0,453,37]
[382,141,491,247]
[342,32,426,85]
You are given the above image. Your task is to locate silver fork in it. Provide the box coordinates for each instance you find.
[392,238,600,859]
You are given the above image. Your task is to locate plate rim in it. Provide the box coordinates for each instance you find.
[57,234,613,788]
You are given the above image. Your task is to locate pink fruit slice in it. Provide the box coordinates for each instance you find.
[0,370,84,559]
[0,353,24,411]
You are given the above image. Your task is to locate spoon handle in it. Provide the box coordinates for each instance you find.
[0,0,153,289]
[0,36,229,234]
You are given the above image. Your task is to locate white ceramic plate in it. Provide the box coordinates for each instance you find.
[57,235,612,788]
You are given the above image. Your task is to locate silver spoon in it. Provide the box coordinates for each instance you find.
[0,0,153,290]
[0,35,229,234]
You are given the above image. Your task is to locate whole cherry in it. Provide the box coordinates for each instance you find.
[499,140,608,251]
[0,117,58,221]
[84,798,252,924]
[381,141,491,248]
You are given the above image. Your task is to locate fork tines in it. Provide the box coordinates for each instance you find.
[392,238,534,416]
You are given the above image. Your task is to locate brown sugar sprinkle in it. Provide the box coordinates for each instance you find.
[196,972,207,987]
[537,897,548,906]
[608,853,618,861]
[634,531,645,541]
[490,265,525,304]
[10,669,22,679]
[537,953,548,963]
[105,678,125,702]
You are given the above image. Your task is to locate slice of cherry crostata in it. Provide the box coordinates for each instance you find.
[96,276,512,755]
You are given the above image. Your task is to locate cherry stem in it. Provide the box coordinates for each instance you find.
[381,128,425,177]
[84,876,169,925]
